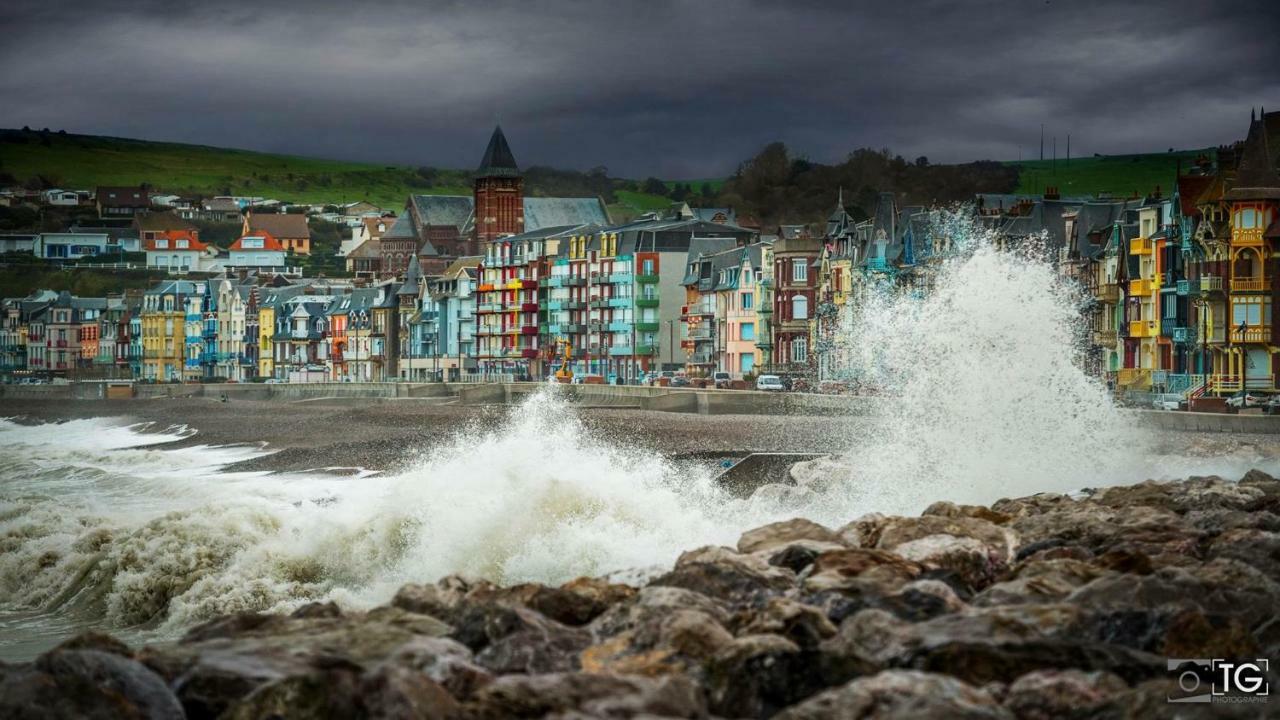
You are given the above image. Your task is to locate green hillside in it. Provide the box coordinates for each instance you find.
[1009,149,1208,198]
[0,129,675,215]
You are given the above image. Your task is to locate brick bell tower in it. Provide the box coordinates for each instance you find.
[473,125,524,245]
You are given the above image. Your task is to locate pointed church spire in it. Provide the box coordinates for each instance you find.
[837,186,844,209]
[476,125,520,178]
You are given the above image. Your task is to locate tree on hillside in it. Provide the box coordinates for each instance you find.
[641,177,667,195]
[700,182,714,199]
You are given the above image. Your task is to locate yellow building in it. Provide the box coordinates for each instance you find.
[140,280,192,381]
[258,302,276,378]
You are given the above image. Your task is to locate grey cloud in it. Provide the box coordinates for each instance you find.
[0,0,1277,178]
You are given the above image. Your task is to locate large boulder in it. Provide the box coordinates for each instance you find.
[1000,669,1127,720]
[463,671,706,719]
[773,669,1013,720]
[649,545,796,604]
[737,518,844,555]
[0,648,184,720]
[582,586,733,676]
[872,516,1020,593]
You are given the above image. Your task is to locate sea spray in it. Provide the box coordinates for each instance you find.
[813,208,1153,513]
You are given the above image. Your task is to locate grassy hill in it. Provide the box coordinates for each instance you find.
[1008,149,1208,198]
[0,129,676,216]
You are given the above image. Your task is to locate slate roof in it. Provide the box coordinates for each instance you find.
[523,197,611,230]
[134,212,196,232]
[477,125,520,177]
[97,186,149,208]
[398,255,423,296]
[1226,111,1280,200]
[691,207,737,225]
[409,195,475,233]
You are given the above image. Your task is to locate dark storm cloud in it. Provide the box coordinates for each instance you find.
[1,0,1277,177]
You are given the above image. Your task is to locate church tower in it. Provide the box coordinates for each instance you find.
[473,125,524,245]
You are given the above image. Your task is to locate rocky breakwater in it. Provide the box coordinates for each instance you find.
[4,470,1280,719]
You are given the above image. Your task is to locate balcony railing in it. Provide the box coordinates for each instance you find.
[1092,329,1118,346]
[1128,320,1157,338]
[1129,237,1152,254]
[1231,276,1266,293]
[1172,327,1196,344]
[1128,279,1153,296]
[1234,325,1272,343]
[636,274,659,284]
[1094,284,1120,303]
[1116,368,1152,386]
[635,298,659,308]
[1176,279,1197,296]
[1232,228,1264,246]
[1209,374,1243,393]
[1200,276,1224,293]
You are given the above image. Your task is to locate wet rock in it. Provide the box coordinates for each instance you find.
[737,518,843,554]
[1001,669,1127,720]
[582,590,734,676]
[882,578,967,620]
[142,608,452,718]
[464,672,706,719]
[386,636,492,700]
[773,669,1013,720]
[0,649,185,720]
[835,512,889,548]
[923,500,1014,525]
[221,664,459,720]
[873,515,1019,593]
[802,548,922,596]
[973,558,1112,607]
[705,634,818,718]
[736,598,838,649]
[468,606,591,674]
[768,543,823,573]
[291,600,342,619]
[650,545,795,604]
[52,631,136,657]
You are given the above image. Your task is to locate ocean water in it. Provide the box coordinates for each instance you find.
[3,211,1276,660]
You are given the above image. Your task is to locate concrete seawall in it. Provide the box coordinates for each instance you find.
[4,381,1280,432]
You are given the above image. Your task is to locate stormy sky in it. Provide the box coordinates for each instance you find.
[1,0,1277,178]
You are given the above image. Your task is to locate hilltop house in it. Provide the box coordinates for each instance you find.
[145,229,212,272]
[243,212,311,255]
[96,186,150,218]
[228,231,287,269]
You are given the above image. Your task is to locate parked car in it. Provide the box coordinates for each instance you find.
[712,371,732,389]
[1226,390,1271,409]
[1264,395,1280,416]
[1151,393,1185,411]
[670,376,690,387]
[264,378,287,384]
[756,374,785,392]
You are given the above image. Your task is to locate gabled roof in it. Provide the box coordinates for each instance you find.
[1176,175,1215,217]
[97,186,149,208]
[398,255,423,295]
[476,125,520,178]
[246,212,310,238]
[134,211,196,232]
[144,229,208,252]
[410,195,474,233]
[524,197,611,230]
[347,237,382,259]
[230,230,284,252]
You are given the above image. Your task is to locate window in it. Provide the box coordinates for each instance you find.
[791,338,807,363]
[1240,208,1258,229]
[643,259,654,274]
[792,261,807,282]
[741,322,755,340]
[740,354,754,373]
[792,295,808,320]
[741,293,753,310]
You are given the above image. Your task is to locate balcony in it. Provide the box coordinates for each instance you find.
[607,272,632,284]
[689,352,715,365]
[1092,330,1118,346]
[1232,228,1264,246]
[1231,276,1267,293]
[547,323,586,336]
[635,298,659,308]
[476,283,495,293]
[543,300,584,311]
[1209,374,1244,393]
[607,321,632,332]
[476,303,504,314]
[636,274,659,284]
[1128,320,1157,337]
[545,276,586,288]
[1116,368,1152,387]
[505,279,538,290]
[1172,327,1196,343]
[1128,279,1153,296]
[756,304,773,315]
[475,325,502,336]
[520,302,539,313]
[1200,276,1224,293]
[635,322,659,332]
[1129,237,1152,254]
[1094,284,1121,303]
[520,325,538,335]
[1175,279,1197,296]
[521,348,539,359]
[1235,325,1272,343]
[608,346,634,356]
[635,343,657,355]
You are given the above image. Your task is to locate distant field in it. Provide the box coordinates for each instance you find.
[0,130,688,218]
[1009,149,1208,197]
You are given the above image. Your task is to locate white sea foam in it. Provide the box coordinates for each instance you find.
[2,210,1277,658]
